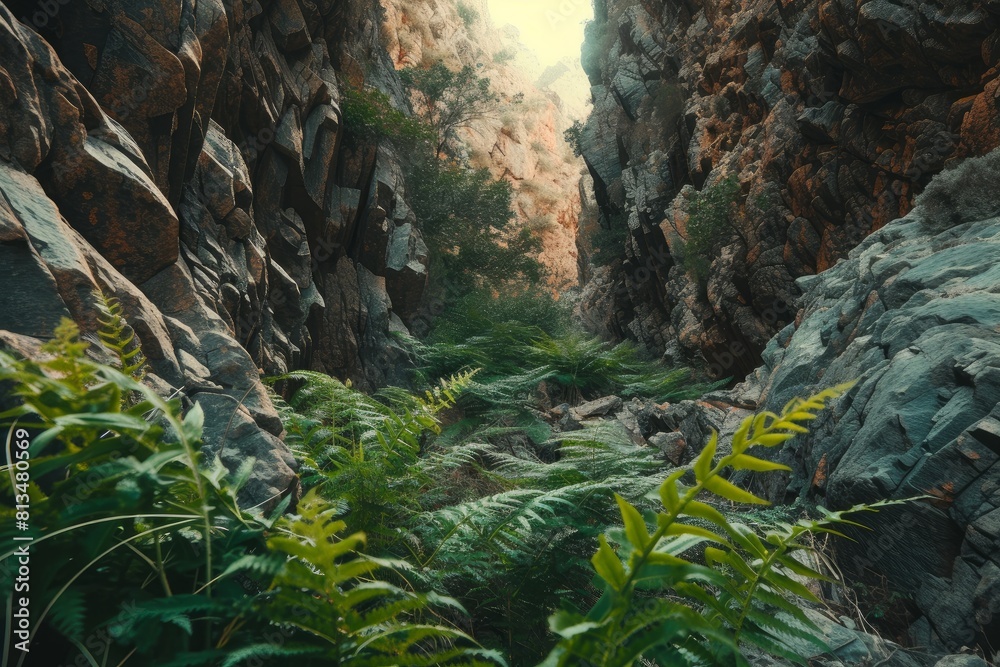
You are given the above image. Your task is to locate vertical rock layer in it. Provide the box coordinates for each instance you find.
[579,0,1000,377]
[0,0,432,507]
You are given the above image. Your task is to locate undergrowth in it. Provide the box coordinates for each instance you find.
[1,314,906,667]
[0,320,498,667]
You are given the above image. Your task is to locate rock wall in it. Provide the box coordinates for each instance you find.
[380,0,591,289]
[578,0,1000,377]
[0,0,432,507]
[699,152,1000,653]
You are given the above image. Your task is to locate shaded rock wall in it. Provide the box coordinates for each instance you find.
[0,0,431,507]
[698,152,1000,653]
[579,0,1000,377]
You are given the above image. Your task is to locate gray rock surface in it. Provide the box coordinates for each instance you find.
[0,0,431,509]
[717,151,1000,655]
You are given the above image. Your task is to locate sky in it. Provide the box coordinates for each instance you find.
[485,0,593,68]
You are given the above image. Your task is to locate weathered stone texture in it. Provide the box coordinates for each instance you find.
[0,0,431,508]
[579,0,1000,377]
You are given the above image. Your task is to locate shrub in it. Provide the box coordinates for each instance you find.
[681,174,743,281]
[426,286,573,342]
[587,222,629,266]
[400,63,498,157]
[341,85,432,144]
[493,48,517,64]
[457,2,479,27]
[406,157,545,292]
[564,120,585,158]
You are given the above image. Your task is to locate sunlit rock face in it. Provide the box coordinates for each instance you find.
[0,0,432,507]
[578,0,1000,377]
[380,0,593,290]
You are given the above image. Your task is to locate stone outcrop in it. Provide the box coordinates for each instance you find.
[0,0,432,507]
[578,0,1000,377]
[659,152,1000,655]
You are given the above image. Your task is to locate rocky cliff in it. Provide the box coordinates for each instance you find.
[380,0,591,288]
[0,0,432,507]
[578,0,1000,377]
[567,152,1000,656]
[616,152,1000,655]
[733,151,1000,653]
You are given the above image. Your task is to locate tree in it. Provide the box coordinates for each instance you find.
[406,156,544,291]
[400,63,498,158]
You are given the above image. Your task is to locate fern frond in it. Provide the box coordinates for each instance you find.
[95,290,148,380]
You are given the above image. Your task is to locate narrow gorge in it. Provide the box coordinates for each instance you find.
[0,0,998,665]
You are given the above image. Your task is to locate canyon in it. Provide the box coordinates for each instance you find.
[1,0,999,662]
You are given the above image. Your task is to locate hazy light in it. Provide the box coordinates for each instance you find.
[485,0,593,67]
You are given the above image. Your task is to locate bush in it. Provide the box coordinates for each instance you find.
[400,63,497,157]
[588,222,629,266]
[427,286,573,342]
[457,2,479,27]
[564,120,585,158]
[681,174,742,280]
[341,85,432,144]
[406,156,545,292]
[493,48,517,64]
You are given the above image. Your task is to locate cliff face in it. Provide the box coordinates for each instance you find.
[722,151,1000,652]
[578,0,1000,377]
[0,0,430,507]
[380,0,591,289]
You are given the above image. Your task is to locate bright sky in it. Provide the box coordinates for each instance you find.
[485,0,593,68]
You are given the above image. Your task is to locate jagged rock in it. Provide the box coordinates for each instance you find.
[569,395,623,420]
[648,431,686,465]
[700,152,1000,654]
[578,0,1000,375]
[0,0,436,508]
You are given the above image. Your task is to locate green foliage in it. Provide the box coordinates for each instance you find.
[457,2,479,27]
[564,120,585,158]
[3,324,905,667]
[0,320,498,667]
[248,489,503,665]
[427,286,573,342]
[400,63,498,157]
[411,322,717,411]
[581,214,629,267]
[493,48,517,64]
[95,290,148,380]
[271,369,478,550]
[342,84,432,144]
[543,382,908,666]
[407,156,545,291]
[682,174,742,281]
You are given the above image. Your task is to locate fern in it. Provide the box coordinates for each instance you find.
[543,382,914,666]
[255,488,504,665]
[95,289,148,380]
[0,320,502,667]
[269,370,478,550]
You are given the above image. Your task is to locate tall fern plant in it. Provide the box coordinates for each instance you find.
[270,369,478,550]
[542,383,908,666]
[0,320,502,667]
